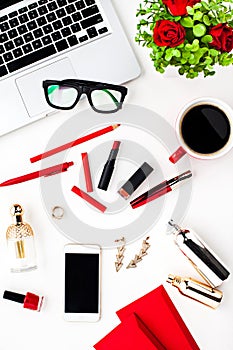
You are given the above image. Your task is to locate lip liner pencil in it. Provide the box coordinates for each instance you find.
[30,124,121,163]
[130,170,192,209]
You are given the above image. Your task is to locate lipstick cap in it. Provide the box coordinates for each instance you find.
[119,162,154,199]
[3,290,25,304]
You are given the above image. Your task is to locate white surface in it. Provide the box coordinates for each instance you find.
[0,1,233,349]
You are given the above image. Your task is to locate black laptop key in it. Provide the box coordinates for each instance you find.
[0,65,8,77]
[0,45,5,54]
[43,24,53,34]
[67,35,78,46]
[42,35,52,45]
[0,33,8,43]
[38,0,48,4]
[61,27,71,37]
[8,29,17,39]
[0,16,8,23]
[14,37,24,47]
[22,43,33,54]
[66,4,76,14]
[53,20,62,30]
[38,6,48,16]
[48,2,58,11]
[33,28,43,38]
[19,14,29,24]
[98,27,108,34]
[68,0,76,3]
[47,13,57,22]
[0,57,4,65]
[56,8,66,18]
[0,22,10,32]
[82,5,99,18]
[62,16,72,26]
[81,14,102,29]
[52,31,62,41]
[76,1,85,10]
[71,23,81,32]
[37,16,47,26]
[24,33,34,43]
[29,10,39,20]
[7,44,56,73]
[28,20,37,30]
[4,41,14,51]
[32,39,42,49]
[55,39,68,51]
[57,0,67,6]
[79,35,88,42]
[87,26,98,38]
[18,25,28,35]
[3,52,13,62]
[19,7,28,14]
[72,12,82,22]
[85,0,95,5]
[29,2,38,9]
[9,18,19,28]
[9,11,18,18]
[13,48,23,58]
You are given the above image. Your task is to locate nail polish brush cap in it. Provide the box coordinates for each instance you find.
[3,290,25,304]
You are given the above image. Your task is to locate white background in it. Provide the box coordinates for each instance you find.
[0,1,233,349]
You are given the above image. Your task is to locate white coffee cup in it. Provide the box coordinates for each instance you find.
[170,97,233,163]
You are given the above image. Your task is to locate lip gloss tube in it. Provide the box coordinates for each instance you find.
[3,290,44,311]
[98,141,121,191]
[118,162,154,200]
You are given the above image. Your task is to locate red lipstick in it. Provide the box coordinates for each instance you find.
[3,290,44,311]
[98,140,121,191]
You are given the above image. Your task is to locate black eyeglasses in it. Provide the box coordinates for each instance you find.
[43,79,128,114]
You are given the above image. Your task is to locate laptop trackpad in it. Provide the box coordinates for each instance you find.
[15,58,77,117]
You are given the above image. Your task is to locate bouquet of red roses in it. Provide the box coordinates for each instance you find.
[136,0,233,78]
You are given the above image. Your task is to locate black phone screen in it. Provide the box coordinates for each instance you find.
[65,253,99,313]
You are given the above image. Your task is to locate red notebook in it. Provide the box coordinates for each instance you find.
[94,313,166,350]
[116,285,200,350]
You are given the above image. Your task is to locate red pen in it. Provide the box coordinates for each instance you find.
[0,162,74,187]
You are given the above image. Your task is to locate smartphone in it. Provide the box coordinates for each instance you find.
[63,243,101,322]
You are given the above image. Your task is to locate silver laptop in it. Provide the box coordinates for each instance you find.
[0,0,140,136]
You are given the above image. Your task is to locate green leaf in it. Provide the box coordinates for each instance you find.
[201,35,213,43]
[186,6,194,15]
[193,3,202,9]
[201,1,210,10]
[209,49,219,56]
[193,23,206,37]
[193,11,203,21]
[180,16,194,28]
[203,15,211,26]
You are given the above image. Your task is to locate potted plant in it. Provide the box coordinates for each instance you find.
[136,0,233,78]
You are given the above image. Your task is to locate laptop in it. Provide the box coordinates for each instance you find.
[0,0,141,136]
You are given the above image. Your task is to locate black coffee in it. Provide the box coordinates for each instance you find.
[181,104,231,154]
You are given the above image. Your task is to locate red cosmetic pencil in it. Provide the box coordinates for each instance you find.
[71,186,107,213]
[30,124,121,163]
[82,152,93,192]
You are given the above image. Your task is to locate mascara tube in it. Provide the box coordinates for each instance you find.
[98,141,121,191]
[168,221,230,287]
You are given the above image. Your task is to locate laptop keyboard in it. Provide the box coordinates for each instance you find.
[0,0,110,79]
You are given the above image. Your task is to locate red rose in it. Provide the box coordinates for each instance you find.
[162,0,200,16]
[153,20,186,47]
[209,24,233,53]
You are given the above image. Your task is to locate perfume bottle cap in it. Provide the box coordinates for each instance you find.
[10,204,24,217]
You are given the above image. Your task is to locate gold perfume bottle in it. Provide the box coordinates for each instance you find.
[167,274,223,309]
[6,204,37,273]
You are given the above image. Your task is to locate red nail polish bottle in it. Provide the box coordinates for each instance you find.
[3,290,44,311]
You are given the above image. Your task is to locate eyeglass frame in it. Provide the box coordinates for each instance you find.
[43,79,128,114]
